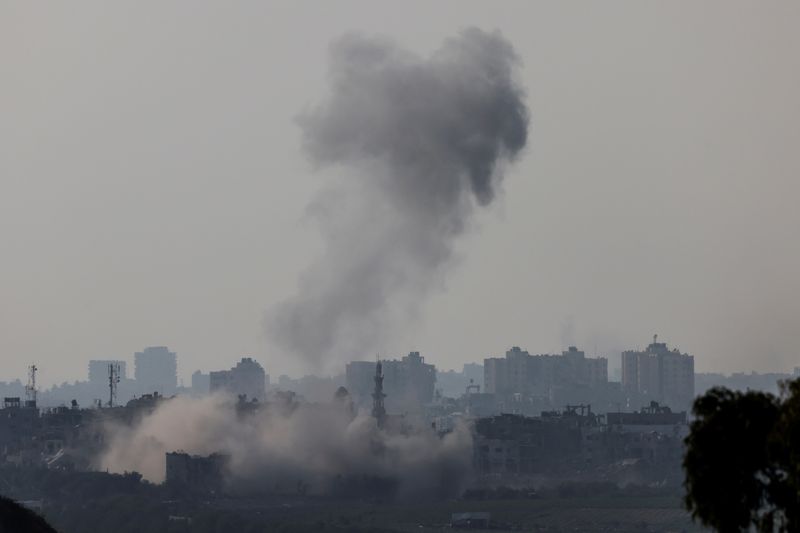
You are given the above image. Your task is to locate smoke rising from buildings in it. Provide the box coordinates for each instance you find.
[268,28,529,367]
[99,395,472,498]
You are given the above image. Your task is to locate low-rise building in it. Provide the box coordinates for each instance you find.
[165,451,228,491]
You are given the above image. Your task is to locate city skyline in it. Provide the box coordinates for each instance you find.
[3,2,799,387]
[3,334,795,411]
[2,330,798,390]
[3,4,798,532]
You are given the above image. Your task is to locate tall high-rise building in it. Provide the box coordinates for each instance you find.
[346,352,436,413]
[191,370,210,396]
[134,346,177,395]
[621,351,659,398]
[209,357,266,401]
[483,346,608,399]
[562,346,608,385]
[344,361,375,402]
[483,356,507,394]
[621,336,694,411]
[88,360,127,386]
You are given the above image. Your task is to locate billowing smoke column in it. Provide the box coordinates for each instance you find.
[269,28,529,367]
[100,395,472,499]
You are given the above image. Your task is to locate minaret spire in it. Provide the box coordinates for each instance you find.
[371,360,386,429]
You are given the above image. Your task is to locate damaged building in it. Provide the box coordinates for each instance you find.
[209,357,267,401]
[0,396,98,470]
[472,402,688,484]
[473,406,599,476]
[165,452,229,492]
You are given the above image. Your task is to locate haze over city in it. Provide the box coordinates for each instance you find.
[4,3,800,533]
[3,2,799,388]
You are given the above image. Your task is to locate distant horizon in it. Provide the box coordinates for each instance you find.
[3,336,798,390]
[3,2,799,389]
[3,5,798,533]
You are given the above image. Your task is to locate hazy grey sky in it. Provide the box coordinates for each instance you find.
[2,2,799,386]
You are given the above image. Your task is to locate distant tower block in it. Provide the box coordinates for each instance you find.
[371,361,387,429]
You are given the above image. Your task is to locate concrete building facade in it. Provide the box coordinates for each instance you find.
[346,352,436,413]
[191,371,210,397]
[134,346,177,395]
[621,336,694,411]
[209,357,267,401]
[483,346,609,411]
[165,451,228,491]
[87,360,127,385]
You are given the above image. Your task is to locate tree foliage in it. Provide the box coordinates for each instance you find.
[0,495,58,533]
[684,381,800,532]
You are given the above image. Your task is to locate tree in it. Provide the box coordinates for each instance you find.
[684,381,800,532]
[0,495,58,533]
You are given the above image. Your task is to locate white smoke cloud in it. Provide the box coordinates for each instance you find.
[99,394,473,499]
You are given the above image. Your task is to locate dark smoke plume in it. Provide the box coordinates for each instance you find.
[270,28,529,367]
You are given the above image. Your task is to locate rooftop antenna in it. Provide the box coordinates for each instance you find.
[25,364,37,408]
[653,334,658,345]
[108,362,120,407]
